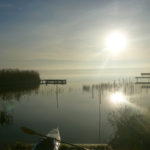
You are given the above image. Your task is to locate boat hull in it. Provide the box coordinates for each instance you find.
[32,128,61,150]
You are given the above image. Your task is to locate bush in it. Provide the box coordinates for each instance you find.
[0,69,40,87]
[108,107,150,150]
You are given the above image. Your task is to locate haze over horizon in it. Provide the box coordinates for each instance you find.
[1,0,150,78]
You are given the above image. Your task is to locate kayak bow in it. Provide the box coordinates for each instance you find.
[32,128,61,150]
[21,126,88,150]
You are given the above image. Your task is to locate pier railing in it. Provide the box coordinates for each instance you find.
[40,79,67,84]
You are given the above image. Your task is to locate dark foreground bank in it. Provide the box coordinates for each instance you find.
[4,142,113,150]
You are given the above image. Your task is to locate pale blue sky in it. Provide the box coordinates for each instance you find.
[1,0,150,78]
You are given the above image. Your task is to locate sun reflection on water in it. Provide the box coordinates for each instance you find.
[110,92,126,105]
[109,91,146,113]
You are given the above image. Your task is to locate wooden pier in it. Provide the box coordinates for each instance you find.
[141,73,150,76]
[136,73,150,84]
[40,79,67,84]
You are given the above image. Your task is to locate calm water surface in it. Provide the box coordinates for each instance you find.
[0,80,150,144]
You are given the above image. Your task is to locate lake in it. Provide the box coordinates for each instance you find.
[0,79,150,145]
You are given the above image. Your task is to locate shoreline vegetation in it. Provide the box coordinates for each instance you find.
[0,69,40,89]
[0,69,40,100]
[0,69,41,125]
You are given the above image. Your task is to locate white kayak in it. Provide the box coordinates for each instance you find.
[47,128,61,150]
[32,128,61,150]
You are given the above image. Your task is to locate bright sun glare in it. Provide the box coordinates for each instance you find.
[106,32,127,54]
[110,92,126,104]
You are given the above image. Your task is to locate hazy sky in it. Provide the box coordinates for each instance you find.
[1,0,150,77]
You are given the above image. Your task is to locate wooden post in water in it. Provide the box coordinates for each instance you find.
[98,84,102,143]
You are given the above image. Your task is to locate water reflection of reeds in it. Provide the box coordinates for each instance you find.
[0,84,40,101]
[0,111,13,125]
[0,85,40,125]
[82,79,143,97]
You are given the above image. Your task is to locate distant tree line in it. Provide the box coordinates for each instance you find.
[0,69,40,87]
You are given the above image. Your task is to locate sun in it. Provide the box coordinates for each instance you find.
[106,32,127,54]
